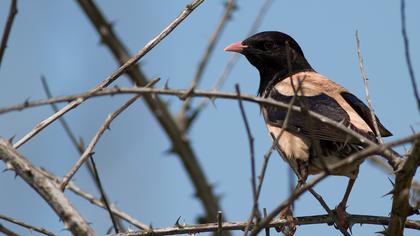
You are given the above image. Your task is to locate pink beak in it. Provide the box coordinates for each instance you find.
[224,41,247,53]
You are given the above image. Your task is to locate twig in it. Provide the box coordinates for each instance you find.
[400,0,419,112]
[75,0,225,223]
[0,86,403,169]
[0,214,56,236]
[0,139,95,236]
[108,213,420,236]
[89,156,120,233]
[386,139,420,235]
[179,0,236,127]
[235,85,259,220]
[355,31,383,143]
[12,0,205,149]
[185,0,273,128]
[60,78,159,190]
[40,76,124,232]
[39,168,149,230]
[0,0,17,69]
[249,134,420,236]
[0,224,19,236]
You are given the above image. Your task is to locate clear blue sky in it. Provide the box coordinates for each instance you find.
[0,1,419,235]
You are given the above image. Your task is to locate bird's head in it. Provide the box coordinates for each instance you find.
[225,31,314,94]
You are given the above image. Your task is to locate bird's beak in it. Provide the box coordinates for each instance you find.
[224,41,247,53]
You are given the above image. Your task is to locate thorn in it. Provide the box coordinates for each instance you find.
[8,135,16,143]
[387,177,395,186]
[89,152,95,157]
[164,79,170,89]
[23,97,30,107]
[210,98,217,108]
[174,216,185,228]
[382,189,394,198]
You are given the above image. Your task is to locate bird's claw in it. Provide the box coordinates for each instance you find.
[275,207,296,236]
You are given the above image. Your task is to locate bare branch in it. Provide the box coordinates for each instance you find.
[235,85,259,222]
[0,86,404,169]
[355,31,383,143]
[60,78,160,190]
[0,0,17,69]
[13,0,205,149]
[75,0,224,223]
[41,76,124,232]
[179,0,236,124]
[0,224,19,236]
[185,0,273,128]
[0,139,94,236]
[107,214,420,236]
[0,214,56,236]
[386,139,420,235]
[400,0,419,111]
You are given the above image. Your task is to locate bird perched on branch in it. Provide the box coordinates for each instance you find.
[225,31,392,234]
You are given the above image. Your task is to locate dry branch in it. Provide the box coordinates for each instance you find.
[108,213,420,236]
[386,139,420,235]
[75,0,224,223]
[0,214,56,236]
[0,139,94,236]
[0,0,17,69]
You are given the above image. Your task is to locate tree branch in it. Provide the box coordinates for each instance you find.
[0,0,17,69]
[400,0,419,112]
[75,0,225,223]
[386,139,420,235]
[107,213,420,236]
[0,139,95,236]
[0,214,56,236]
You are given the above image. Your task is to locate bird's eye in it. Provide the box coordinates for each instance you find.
[263,41,274,50]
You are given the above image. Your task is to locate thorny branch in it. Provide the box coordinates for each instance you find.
[0,0,17,69]
[108,213,420,236]
[355,31,383,143]
[60,78,160,190]
[0,86,403,169]
[400,0,419,112]
[0,214,56,236]
[0,139,95,236]
[75,0,225,224]
[386,139,420,235]
[41,76,124,233]
[179,0,236,129]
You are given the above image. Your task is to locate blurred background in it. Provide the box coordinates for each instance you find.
[0,0,419,235]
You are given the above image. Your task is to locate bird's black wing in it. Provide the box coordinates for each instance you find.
[340,92,392,137]
[264,89,371,143]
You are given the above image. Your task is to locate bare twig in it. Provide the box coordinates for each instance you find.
[75,0,224,223]
[400,0,419,112]
[108,213,420,236]
[13,0,205,149]
[0,139,94,236]
[249,134,420,236]
[60,78,160,190]
[386,139,420,235]
[0,86,403,169]
[179,0,236,127]
[185,0,273,128]
[235,85,259,221]
[0,214,56,236]
[0,224,19,236]
[39,168,149,230]
[0,0,17,69]
[355,31,383,143]
[40,76,124,232]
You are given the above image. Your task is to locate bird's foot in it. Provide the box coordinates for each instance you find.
[334,202,349,230]
[275,207,296,236]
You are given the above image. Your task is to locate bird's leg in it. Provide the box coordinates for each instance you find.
[276,162,307,236]
[335,178,356,229]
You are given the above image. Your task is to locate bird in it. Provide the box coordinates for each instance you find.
[224,31,392,234]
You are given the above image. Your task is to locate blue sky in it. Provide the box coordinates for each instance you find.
[0,1,419,235]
